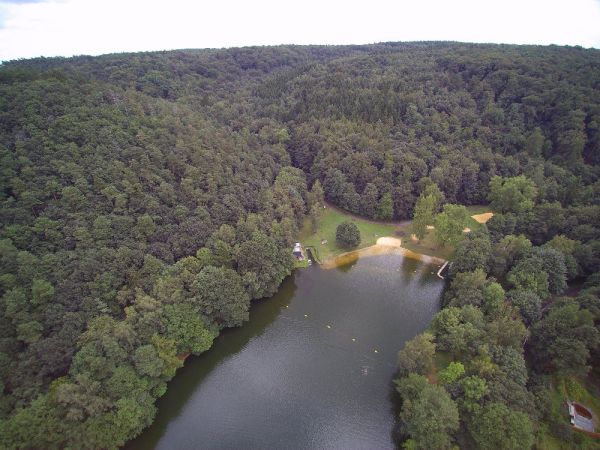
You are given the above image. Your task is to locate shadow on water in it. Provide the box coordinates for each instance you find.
[388,375,407,449]
[125,273,298,450]
[399,256,420,276]
[335,255,359,273]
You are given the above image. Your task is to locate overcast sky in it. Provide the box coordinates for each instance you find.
[1,0,600,62]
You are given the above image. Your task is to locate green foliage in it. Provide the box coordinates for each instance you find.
[482,282,505,317]
[376,192,394,220]
[411,193,438,240]
[2,42,600,449]
[489,234,532,278]
[30,278,54,306]
[438,361,465,385]
[445,269,488,308]
[133,345,164,378]
[544,235,580,280]
[397,332,436,377]
[488,175,537,214]
[431,306,485,357]
[533,247,567,295]
[236,231,294,299]
[434,204,469,247]
[162,304,215,354]
[396,374,459,450]
[468,402,534,450]
[507,256,550,299]
[529,302,600,376]
[191,266,250,327]
[508,290,542,325]
[300,205,396,260]
[151,334,183,378]
[459,375,488,413]
[449,232,491,277]
[335,221,361,249]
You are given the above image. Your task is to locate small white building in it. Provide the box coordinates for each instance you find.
[293,242,304,260]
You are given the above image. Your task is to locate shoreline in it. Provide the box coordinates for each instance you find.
[320,237,447,270]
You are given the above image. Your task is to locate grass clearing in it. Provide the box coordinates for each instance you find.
[396,227,455,260]
[299,205,397,261]
[299,203,493,263]
[293,258,309,269]
[395,204,493,260]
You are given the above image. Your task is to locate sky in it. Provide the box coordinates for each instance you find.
[1,0,600,62]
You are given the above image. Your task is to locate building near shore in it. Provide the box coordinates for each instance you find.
[293,243,304,260]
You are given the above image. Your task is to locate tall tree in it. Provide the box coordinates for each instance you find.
[411,193,437,240]
[488,176,537,214]
[376,192,394,220]
[397,332,436,377]
[434,204,469,247]
[396,374,460,450]
[468,402,534,450]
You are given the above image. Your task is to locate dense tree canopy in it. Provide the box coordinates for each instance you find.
[1,42,600,448]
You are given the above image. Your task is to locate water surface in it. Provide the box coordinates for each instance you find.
[127,254,444,450]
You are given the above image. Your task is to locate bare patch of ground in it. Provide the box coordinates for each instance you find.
[376,237,402,247]
[471,212,494,224]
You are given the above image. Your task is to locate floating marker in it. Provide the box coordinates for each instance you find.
[374,349,379,353]
[285,305,289,308]
[304,314,308,318]
[326,325,331,329]
[351,338,356,342]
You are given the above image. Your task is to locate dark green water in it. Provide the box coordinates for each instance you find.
[127,254,444,450]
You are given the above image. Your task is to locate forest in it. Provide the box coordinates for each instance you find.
[0,42,599,449]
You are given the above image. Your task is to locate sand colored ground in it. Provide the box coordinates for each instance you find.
[375,237,402,247]
[471,212,494,224]
[321,236,446,269]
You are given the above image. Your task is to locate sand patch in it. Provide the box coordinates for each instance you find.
[463,227,471,233]
[376,237,402,247]
[321,236,446,269]
[471,212,494,224]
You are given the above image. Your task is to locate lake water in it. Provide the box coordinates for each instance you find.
[126,253,445,450]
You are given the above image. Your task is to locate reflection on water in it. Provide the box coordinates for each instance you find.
[126,254,444,450]
[335,255,358,273]
[322,243,445,270]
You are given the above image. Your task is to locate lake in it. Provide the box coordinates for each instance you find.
[126,253,445,449]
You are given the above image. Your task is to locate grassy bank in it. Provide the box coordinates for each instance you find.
[395,205,492,260]
[299,206,398,262]
[299,204,493,264]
